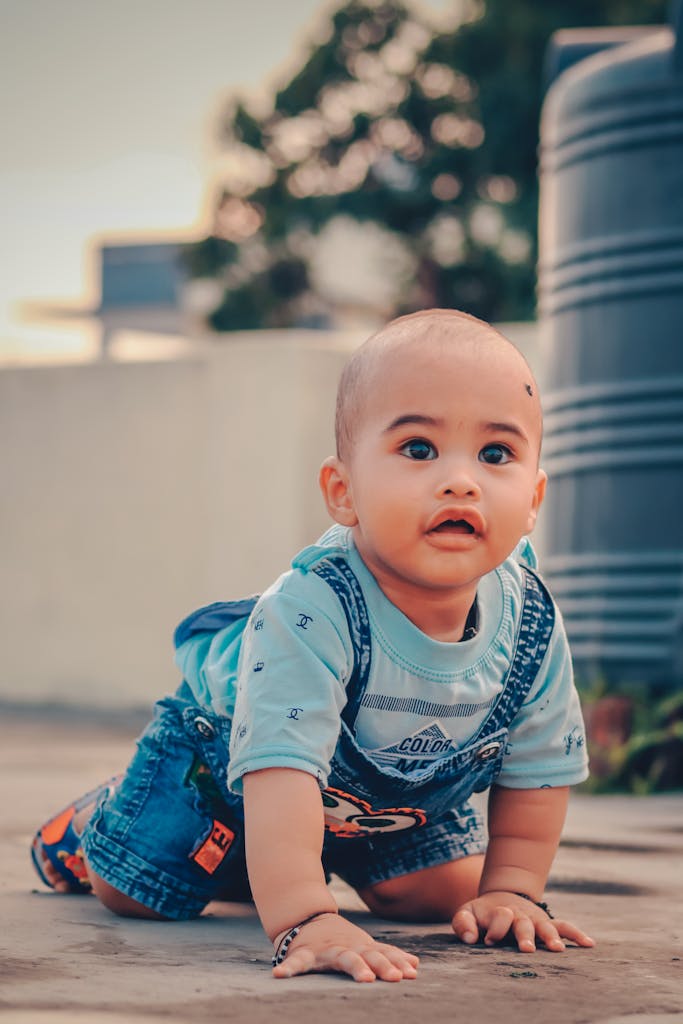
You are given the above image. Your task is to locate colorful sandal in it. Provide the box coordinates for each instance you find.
[30,776,121,892]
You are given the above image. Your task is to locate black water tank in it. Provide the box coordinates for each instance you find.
[538,16,683,685]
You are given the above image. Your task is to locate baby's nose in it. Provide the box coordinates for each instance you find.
[437,462,481,498]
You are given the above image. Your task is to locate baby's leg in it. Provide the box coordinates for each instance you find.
[87,867,168,919]
[32,776,121,894]
[36,786,209,919]
[33,700,249,921]
[357,854,484,922]
[36,792,167,917]
[325,801,486,923]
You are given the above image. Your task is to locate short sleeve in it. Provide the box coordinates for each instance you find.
[227,578,353,794]
[497,606,589,789]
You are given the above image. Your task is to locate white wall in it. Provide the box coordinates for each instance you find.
[0,332,360,711]
[1,323,541,713]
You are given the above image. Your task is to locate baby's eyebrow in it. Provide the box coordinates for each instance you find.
[384,414,442,433]
[483,421,529,444]
[384,414,531,446]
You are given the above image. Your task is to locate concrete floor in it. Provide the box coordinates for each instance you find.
[1,710,682,1024]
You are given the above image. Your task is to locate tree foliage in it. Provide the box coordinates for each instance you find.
[184,0,670,330]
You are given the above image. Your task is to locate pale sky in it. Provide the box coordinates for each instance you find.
[0,0,336,348]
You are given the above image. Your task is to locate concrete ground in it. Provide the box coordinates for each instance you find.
[1,710,681,1024]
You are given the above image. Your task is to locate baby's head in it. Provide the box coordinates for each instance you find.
[334,308,542,463]
[320,309,547,616]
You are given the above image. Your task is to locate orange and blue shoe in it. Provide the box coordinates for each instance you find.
[30,776,121,893]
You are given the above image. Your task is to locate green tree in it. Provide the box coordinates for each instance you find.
[185,0,670,330]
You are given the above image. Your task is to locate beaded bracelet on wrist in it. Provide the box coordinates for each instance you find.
[272,911,339,966]
[514,892,554,919]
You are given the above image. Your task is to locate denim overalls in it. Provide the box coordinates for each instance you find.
[81,554,555,918]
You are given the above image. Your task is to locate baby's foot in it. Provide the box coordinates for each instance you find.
[38,803,93,892]
[31,776,121,893]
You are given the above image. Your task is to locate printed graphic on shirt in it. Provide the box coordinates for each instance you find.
[322,787,426,838]
[563,725,585,756]
[361,692,496,718]
[370,720,456,774]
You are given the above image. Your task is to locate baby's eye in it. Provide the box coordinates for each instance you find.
[400,438,437,461]
[479,443,512,465]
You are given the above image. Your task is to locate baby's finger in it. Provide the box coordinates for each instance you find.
[484,905,515,945]
[553,919,596,948]
[534,918,565,952]
[328,947,377,983]
[512,915,537,953]
[361,948,405,982]
[452,907,480,945]
[376,943,420,971]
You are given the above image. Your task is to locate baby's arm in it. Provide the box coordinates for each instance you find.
[243,768,419,982]
[452,785,595,952]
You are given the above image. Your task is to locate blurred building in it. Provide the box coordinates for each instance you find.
[23,238,191,355]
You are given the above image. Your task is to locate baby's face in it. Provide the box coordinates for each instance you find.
[334,335,546,608]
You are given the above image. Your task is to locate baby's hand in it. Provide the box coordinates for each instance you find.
[452,891,595,953]
[272,915,419,982]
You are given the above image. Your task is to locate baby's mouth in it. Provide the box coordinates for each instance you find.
[430,519,475,535]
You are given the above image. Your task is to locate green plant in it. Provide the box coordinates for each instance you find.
[578,680,683,794]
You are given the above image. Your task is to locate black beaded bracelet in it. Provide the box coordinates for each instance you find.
[272,911,338,966]
[514,892,554,919]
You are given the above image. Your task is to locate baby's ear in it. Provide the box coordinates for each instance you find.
[526,468,547,532]
[319,457,358,527]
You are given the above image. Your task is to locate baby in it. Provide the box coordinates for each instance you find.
[32,309,594,982]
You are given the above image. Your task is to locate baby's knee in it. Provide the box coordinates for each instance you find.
[359,874,451,922]
[88,869,168,920]
[364,875,414,909]
[358,856,484,922]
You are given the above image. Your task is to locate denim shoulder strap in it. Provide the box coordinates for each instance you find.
[311,555,371,729]
[172,557,369,729]
[474,565,556,741]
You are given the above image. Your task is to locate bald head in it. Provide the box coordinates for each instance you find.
[335,308,542,461]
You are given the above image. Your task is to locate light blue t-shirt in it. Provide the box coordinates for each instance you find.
[175,526,588,795]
